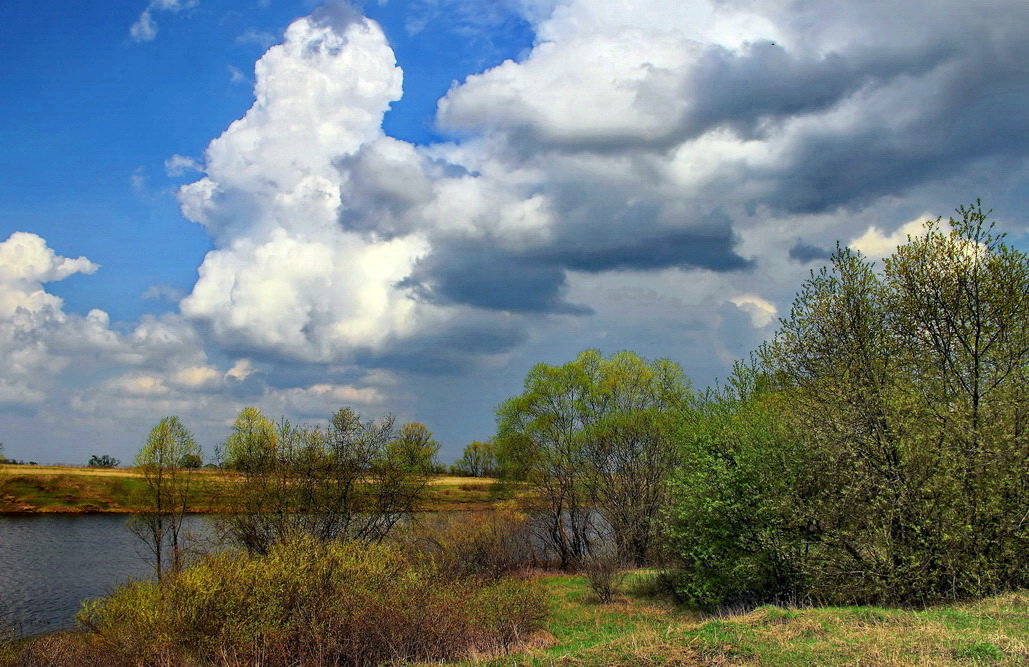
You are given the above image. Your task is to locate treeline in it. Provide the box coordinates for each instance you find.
[491,202,1027,607]
[126,408,443,577]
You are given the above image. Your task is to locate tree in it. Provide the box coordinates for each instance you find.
[496,350,690,568]
[220,407,437,554]
[129,417,201,579]
[220,406,277,472]
[387,422,440,474]
[453,441,498,477]
[668,201,1028,605]
[88,454,120,468]
[177,453,203,469]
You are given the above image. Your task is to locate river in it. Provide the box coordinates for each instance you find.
[0,514,216,636]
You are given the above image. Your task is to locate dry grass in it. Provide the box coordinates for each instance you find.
[0,465,523,513]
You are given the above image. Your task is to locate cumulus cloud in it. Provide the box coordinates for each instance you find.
[167,0,1026,380]
[730,294,777,328]
[9,0,1025,462]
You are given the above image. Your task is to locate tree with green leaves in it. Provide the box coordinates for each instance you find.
[88,454,120,468]
[129,417,201,578]
[452,441,498,477]
[220,406,277,472]
[220,407,436,554]
[666,201,1027,606]
[387,422,440,474]
[496,349,690,567]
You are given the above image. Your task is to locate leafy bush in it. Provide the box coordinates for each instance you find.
[77,536,547,665]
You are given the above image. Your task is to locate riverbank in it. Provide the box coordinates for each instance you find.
[5,572,1026,665]
[0,465,518,513]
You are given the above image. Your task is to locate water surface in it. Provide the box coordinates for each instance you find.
[0,514,213,636]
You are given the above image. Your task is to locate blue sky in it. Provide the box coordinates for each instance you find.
[0,0,533,322]
[1,0,1026,464]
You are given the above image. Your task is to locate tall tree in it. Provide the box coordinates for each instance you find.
[453,441,498,477]
[739,201,1028,603]
[129,417,201,579]
[388,422,440,473]
[496,350,689,567]
[220,406,278,472]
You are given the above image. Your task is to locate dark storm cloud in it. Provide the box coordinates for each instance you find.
[371,319,530,375]
[402,221,750,316]
[742,17,1029,214]
[548,228,752,273]
[400,245,588,314]
[788,240,832,264]
[684,41,952,142]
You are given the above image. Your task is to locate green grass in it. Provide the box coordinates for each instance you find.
[476,575,1029,665]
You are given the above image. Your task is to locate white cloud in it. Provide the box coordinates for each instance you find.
[227,65,247,84]
[129,11,157,42]
[164,154,202,177]
[850,217,931,258]
[141,284,185,302]
[236,28,278,48]
[177,13,454,362]
[129,0,198,43]
[730,294,778,328]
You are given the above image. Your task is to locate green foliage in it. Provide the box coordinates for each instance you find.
[453,440,499,477]
[176,453,202,469]
[388,421,440,473]
[220,407,436,553]
[130,416,201,578]
[497,349,690,567]
[219,406,277,471]
[664,363,811,608]
[666,201,1029,606]
[77,536,547,666]
[87,454,120,468]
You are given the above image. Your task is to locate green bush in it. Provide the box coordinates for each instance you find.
[78,536,547,665]
[664,204,1028,608]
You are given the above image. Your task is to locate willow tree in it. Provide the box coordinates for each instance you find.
[130,416,201,578]
[496,350,690,567]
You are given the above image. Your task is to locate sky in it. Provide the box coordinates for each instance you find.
[1,0,1026,465]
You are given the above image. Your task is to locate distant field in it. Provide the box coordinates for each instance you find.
[0,465,517,513]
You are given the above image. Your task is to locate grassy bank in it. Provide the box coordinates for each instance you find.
[493,574,1029,665]
[6,571,1026,665]
[0,465,519,513]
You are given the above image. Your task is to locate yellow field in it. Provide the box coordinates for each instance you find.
[0,465,516,513]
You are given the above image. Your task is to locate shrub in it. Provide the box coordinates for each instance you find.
[398,503,542,579]
[77,535,547,665]
[582,549,626,604]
